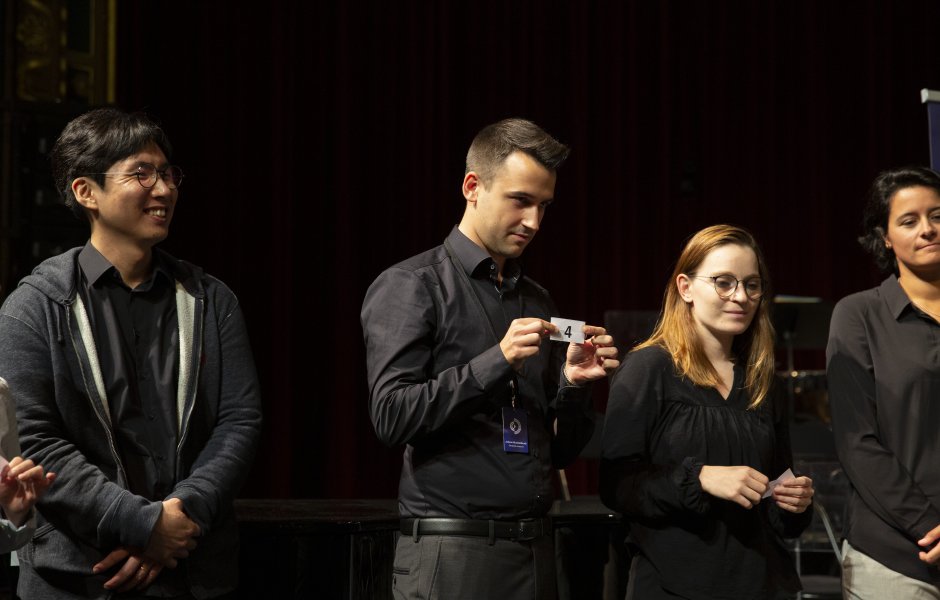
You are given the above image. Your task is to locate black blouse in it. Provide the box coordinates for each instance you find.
[827,275,940,584]
[600,346,811,599]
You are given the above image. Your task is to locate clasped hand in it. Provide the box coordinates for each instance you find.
[93,498,199,592]
[499,319,619,383]
[699,465,813,513]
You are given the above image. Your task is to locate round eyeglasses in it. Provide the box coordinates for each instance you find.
[693,275,765,300]
[90,163,184,190]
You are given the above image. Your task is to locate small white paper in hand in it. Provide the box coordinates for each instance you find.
[550,317,585,344]
[762,467,795,499]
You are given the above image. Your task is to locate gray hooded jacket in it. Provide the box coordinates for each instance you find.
[0,247,262,599]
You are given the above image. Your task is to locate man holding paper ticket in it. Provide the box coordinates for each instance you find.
[361,118,619,600]
[600,225,814,599]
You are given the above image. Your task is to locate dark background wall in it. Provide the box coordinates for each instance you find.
[102,1,940,499]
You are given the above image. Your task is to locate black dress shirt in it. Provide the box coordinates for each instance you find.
[828,274,940,584]
[78,243,179,502]
[361,227,593,520]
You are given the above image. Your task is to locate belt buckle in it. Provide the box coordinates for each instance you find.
[515,518,541,541]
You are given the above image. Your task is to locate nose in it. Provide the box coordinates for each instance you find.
[730,282,749,302]
[151,175,174,197]
[521,205,541,232]
[921,217,938,239]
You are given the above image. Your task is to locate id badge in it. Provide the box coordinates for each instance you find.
[502,407,529,454]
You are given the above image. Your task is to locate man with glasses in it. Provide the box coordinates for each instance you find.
[0,108,261,598]
[361,118,619,600]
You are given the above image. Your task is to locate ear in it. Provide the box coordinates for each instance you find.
[884,238,893,249]
[677,274,694,303]
[72,177,98,211]
[462,172,481,204]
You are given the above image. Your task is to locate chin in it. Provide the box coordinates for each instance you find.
[147,231,170,245]
[721,321,753,336]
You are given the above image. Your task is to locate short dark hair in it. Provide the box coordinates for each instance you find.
[859,165,940,274]
[465,118,570,186]
[50,107,174,220]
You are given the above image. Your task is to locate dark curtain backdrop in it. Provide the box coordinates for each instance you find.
[111,1,940,499]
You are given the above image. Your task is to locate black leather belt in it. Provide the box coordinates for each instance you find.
[400,517,552,545]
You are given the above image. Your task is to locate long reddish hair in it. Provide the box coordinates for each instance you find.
[635,224,775,408]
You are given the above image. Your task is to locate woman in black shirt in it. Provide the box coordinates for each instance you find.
[828,166,940,597]
[601,224,814,599]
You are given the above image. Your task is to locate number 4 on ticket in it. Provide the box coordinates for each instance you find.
[550,317,585,344]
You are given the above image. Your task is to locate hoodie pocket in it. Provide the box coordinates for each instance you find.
[20,521,102,577]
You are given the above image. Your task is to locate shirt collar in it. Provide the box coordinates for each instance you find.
[881,274,914,320]
[445,226,522,286]
[78,242,114,286]
[78,241,173,289]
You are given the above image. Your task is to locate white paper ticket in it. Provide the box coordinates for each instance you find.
[550,317,586,344]
[762,468,795,499]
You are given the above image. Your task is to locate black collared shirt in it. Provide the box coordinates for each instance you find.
[827,274,940,584]
[462,231,524,346]
[78,242,179,502]
[361,227,593,520]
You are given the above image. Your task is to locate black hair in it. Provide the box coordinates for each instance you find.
[50,107,173,220]
[465,118,569,186]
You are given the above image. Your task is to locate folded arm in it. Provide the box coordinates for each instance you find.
[170,297,262,537]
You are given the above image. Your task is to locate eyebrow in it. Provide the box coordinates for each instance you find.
[895,208,940,221]
[131,160,170,169]
[508,191,554,203]
[707,271,761,279]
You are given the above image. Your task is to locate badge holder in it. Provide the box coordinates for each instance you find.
[502,379,529,454]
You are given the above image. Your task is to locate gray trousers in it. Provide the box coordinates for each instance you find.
[392,533,556,600]
[842,540,940,600]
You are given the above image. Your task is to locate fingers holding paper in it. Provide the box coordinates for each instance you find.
[699,465,769,509]
[772,476,814,513]
[500,318,556,372]
[564,324,620,384]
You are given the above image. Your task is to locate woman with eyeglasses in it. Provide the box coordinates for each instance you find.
[600,224,814,599]
[828,166,940,598]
